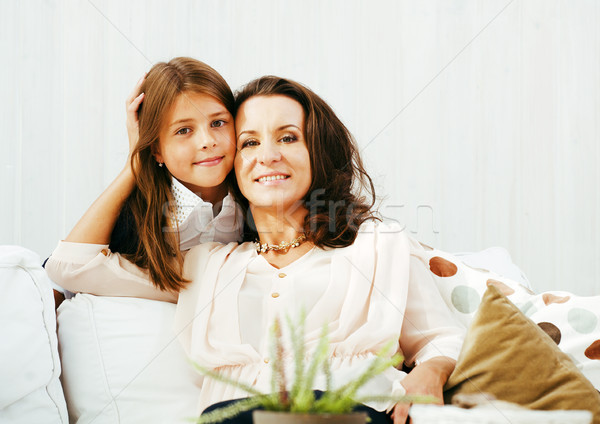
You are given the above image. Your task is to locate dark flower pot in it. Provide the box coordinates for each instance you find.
[253,411,367,424]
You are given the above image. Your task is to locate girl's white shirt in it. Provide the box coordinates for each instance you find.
[170,177,244,250]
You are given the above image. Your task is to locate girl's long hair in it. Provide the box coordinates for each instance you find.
[110,57,235,293]
[233,76,378,248]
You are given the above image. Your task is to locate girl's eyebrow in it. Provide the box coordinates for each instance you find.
[207,110,229,118]
[168,110,229,129]
[168,118,194,129]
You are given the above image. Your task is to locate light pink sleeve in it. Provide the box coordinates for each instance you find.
[399,253,466,366]
[45,241,177,303]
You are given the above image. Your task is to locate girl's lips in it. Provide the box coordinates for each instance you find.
[195,156,224,166]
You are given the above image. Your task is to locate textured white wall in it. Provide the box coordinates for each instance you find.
[1,0,598,294]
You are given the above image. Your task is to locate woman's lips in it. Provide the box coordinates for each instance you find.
[255,174,290,184]
[195,156,224,166]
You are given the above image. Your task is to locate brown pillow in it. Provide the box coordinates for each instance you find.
[444,285,600,423]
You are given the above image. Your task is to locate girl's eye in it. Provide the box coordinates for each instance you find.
[280,134,298,143]
[176,127,191,135]
[241,139,259,149]
[211,120,226,128]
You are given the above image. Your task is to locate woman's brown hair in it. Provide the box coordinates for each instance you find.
[111,57,235,293]
[233,76,378,248]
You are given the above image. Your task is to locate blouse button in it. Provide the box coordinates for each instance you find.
[271,292,280,298]
[264,358,270,364]
[100,249,109,256]
[278,272,286,278]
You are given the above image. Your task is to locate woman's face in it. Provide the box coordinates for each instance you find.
[234,95,312,210]
[156,91,236,194]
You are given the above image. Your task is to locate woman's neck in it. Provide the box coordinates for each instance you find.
[251,203,313,269]
[251,202,307,246]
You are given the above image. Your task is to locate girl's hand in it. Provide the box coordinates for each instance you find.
[391,357,455,424]
[125,74,146,155]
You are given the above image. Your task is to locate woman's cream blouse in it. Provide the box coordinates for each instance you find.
[176,222,465,413]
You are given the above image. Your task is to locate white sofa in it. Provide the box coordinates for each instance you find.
[1,246,202,424]
[2,244,597,423]
[0,246,68,424]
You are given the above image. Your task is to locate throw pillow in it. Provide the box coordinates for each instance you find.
[444,285,600,423]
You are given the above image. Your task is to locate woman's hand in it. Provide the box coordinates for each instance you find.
[125,74,146,155]
[391,356,455,424]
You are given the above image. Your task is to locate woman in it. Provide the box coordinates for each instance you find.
[176,77,464,423]
[47,57,243,300]
[48,75,465,423]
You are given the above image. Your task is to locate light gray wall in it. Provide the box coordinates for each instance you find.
[1,0,598,294]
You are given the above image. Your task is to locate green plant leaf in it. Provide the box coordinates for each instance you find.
[191,362,264,397]
[269,318,289,408]
[355,394,440,406]
[193,396,265,424]
[291,322,329,413]
[192,318,435,421]
[287,311,306,403]
[313,342,402,414]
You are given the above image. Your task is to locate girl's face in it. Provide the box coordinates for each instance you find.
[234,95,312,210]
[155,91,236,195]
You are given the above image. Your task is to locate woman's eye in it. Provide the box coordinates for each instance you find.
[211,120,226,128]
[241,140,259,149]
[280,135,297,143]
[176,127,191,135]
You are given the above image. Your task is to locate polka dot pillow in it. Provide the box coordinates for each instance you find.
[412,244,600,391]
[518,291,600,389]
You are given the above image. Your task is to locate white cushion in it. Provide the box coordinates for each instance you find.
[57,294,202,423]
[454,246,531,287]
[410,404,593,424]
[0,245,68,424]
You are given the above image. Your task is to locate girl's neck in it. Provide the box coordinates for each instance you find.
[182,181,229,215]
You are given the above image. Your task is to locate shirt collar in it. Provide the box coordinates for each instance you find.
[170,177,243,247]
[171,177,202,228]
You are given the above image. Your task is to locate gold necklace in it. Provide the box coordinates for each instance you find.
[256,234,307,254]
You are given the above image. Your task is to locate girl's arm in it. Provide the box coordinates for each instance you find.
[65,76,145,244]
[65,166,136,244]
[45,240,177,303]
[46,75,171,301]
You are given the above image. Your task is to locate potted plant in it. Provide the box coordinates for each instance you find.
[194,315,436,424]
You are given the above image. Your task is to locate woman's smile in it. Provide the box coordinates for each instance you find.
[255,173,291,184]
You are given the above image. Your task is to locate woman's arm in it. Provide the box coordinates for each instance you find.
[393,254,466,423]
[65,76,145,244]
[392,356,456,423]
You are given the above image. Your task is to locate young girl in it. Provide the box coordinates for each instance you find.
[47,57,243,300]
